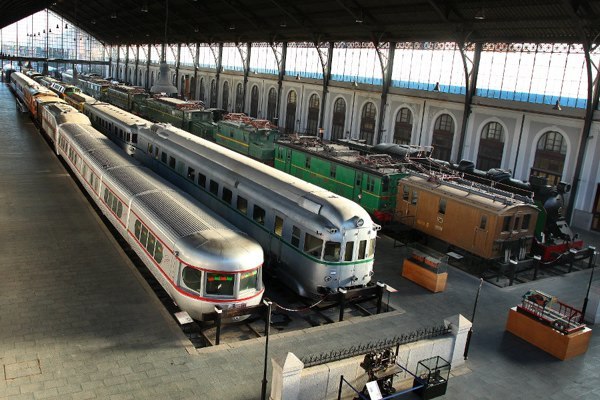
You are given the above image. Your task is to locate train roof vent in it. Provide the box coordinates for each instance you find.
[298,196,322,214]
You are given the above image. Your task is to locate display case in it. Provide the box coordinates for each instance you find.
[402,247,448,292]
[412,356,450,399]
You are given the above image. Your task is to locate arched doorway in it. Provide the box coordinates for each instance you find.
[250,85,259,118]
[476,122,505,170]
[222,81,230,111]
[306,94,320,135]
[285,91,297,134]
[359,102,376,144]
[330,98,346,141]
[531,131,567,186]
[431,114,455,161]
[267,88,277,124]
[393,108,413,145]
[235,83,244,113]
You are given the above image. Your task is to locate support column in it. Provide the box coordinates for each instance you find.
[376,42,395,144]
[115,44,120,81]
[457,42,481,162]
[193,43,200,100]
[145,44,151,90]
[273,42,288,125]
[316,42,333,135]
[238,42,251,111]
[175,43,181,96]
[134,45,139,86]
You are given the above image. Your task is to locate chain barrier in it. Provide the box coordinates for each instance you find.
[271,296,328,313]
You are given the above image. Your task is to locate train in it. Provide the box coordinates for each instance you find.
[59,89,380,298]
[274,136,540,263]
[60,72,279,163]
[10,71,265,320]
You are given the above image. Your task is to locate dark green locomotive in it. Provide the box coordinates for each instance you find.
[274,137,409,222]
[216,114,280,164]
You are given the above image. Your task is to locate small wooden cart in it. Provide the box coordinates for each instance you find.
[402,248,448,293]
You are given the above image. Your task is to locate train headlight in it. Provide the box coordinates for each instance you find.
[355,218,364,227]
[324,275,332,282]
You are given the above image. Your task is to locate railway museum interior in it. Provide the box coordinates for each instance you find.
[1,1,600,400]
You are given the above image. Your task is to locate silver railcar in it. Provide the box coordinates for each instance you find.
[140,124,379,297]
[46,113,264,320]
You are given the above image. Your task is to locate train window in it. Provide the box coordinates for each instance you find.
[369,239,376,257]
[403,186,409,201]
[187,167,195,181]
[117,202,123,218]
[135,220,142,238]
[154,242,163,263]
[304,234,323,257]
[198,173,206,188]
[382,176,389,192]
[522,214,531,230]
[146,234,156,256]
[324,242,341,261]
[253,205,266,225]
[411,190,419,205]
[240,270,259,292]
[222,187,233,204]
[132,134,138,143]
[274,216,284,237]
[513,217,521,231]
[126,133,131,142]
[168,156,176,169]
[366,176,375,192]
[291,226,301,248]
[206,272,234,296]
[330,164,336,179]
[182,267,202,293]
[237,196,248,214]
[209,180,219,195]
[480,215,487,230]
[344,241,354,261]
[148,143,153,154]
[502,216,511,232]
[305,156,311,169]
[103,188,109,203]
[154,146,159,159]
[161,151,167,163]
[438,199,447,215]
[358,240,367,260]
[140,226,149,247]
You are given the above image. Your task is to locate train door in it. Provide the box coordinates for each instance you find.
[353,172,363,203]
[284,148,292,173]
[473,213,488,251]
[269,213,285,263]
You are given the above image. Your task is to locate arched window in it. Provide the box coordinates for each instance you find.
[476,122,505,170]
[250,85,259,118]
[138,70,142,86]
[306,94,320,135]
[331,98,346,141]
[180,76,185,97]
[531,131,567,186]
[431,114,455,161]
[285,90,297,134]
[393,108,413,145]
[199,77,205,101]
[359,102,376,144]
[235,83,244,113]
[210,79,217,108]
[150,71,155,87]
[222,81,230,111]
[267,88,277,124]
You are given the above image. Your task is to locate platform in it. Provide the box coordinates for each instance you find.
[1,82,600,399]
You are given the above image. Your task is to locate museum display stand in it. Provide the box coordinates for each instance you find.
[402,249,448,293]
[505,290,592,360]
[412,356,450,400]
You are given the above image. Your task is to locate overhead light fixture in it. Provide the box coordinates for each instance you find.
[56,24,59,29]
[280,20,287,28]
[91,19,96,24]
[295,74,300,80]
[141,3,149,12]
[474,7,485,20]
[553,100,562,111]
[433,82,440,91]
[111,12,117,19]
[194,27,199,33]
[65,23,68,29]
[229,24,236,30]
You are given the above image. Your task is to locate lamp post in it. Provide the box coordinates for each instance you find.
[464,278,483,360]
[261,299,273,400]
[581,246,597,323]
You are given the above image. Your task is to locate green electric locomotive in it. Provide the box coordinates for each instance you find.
[216,113,280,164]
[274,137,409,222]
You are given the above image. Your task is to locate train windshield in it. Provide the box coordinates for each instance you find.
[182,267,202,293]
[324,242,341,261]
[206,272,235,296]
[239,270,260,292]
